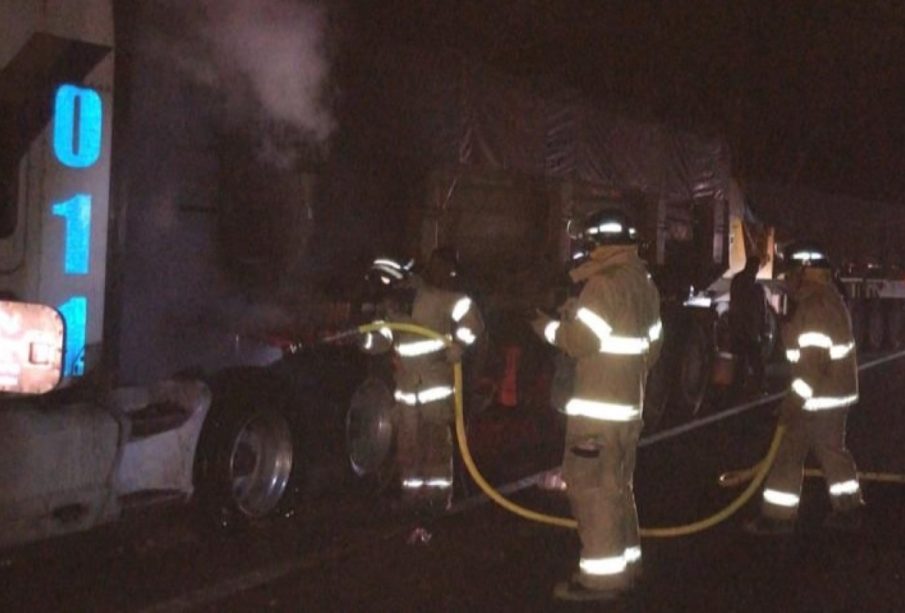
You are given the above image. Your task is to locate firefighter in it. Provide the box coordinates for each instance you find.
[745,241,864,535]
[531,209,662,602]
[361,248,484,509]
[728,255,767,400]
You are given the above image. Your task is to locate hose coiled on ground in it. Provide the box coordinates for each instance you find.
[358,322,786,538]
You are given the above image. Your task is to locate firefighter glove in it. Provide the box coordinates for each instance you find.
[530,310,554,341]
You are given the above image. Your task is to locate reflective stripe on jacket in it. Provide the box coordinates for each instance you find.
[363,277,484,400]
[783,276,858,411]
[547,246,661,422]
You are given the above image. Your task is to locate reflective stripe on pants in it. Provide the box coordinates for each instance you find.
[395,396,454,503]
[761,398,862,520]
[563,419,643,591]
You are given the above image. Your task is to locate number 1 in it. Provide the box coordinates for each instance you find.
[52,193,91,275]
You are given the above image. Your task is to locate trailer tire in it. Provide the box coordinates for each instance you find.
[866,298,885,352]
[885,301,904,349]
[849,298,866,349]
[195,385,301,531]
[642,348,670,434]
[761,306,780,361]
[674,317,712,419]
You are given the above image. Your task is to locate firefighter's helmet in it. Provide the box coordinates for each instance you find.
[569,208,639,248]
[782,241,831,270]
[366,256,413,288]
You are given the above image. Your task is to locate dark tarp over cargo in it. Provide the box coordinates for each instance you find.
[345,45,731,205]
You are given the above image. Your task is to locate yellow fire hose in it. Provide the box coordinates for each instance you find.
[358,322,786,538]
[720,466,905,488]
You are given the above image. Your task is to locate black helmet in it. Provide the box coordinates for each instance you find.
[366,256,414,288]
[569,246,591,267]
[569,208,638,247]
[781,240,831,270]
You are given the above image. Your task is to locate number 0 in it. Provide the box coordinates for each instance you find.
[53,84,102,168]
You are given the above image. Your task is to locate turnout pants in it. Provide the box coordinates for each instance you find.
[393,363,456,506]
[395,397,454,506]
[762,401,863,521]
[563,418,643,591]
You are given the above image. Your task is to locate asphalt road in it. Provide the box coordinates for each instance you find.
[2,352,904,612]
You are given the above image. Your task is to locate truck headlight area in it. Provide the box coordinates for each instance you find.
[0,301,65,394]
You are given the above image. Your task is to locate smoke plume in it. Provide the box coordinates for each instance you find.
[147,0,334,165]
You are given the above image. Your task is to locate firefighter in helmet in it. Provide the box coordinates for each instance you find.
[745,241,864,534]
[531,208,662,602]
[361,248,484,509]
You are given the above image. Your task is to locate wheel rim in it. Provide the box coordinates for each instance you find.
[228,410,294,518]
[346,379,394,477]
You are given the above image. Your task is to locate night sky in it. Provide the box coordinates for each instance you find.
[354,0,905,203]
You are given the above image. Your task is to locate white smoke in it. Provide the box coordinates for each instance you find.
[197,0,333,139]
[147,0,334,164]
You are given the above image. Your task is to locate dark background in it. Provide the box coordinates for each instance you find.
[350,0,905,202]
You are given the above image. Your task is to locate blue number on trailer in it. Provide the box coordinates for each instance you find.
[52,193,92,275]
[51,84,102,376]
[53,84,103,168]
